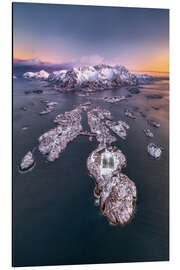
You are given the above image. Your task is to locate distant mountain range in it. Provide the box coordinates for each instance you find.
[13,58,74,77]
[20,64,155,90]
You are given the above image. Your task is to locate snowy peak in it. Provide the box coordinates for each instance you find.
[23,65,154,89]
[73,66,98,84]
[48,70,67,82]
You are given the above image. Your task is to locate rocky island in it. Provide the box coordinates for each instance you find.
[19,151,35,172]
[147,143,162,159]
[86,106,137,225]
[144,128,154,138]
[87,146,137,225]
[40,101,58,115]
[103,96,126,103]
[39,106,83,161]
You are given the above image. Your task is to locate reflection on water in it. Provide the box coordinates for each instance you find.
[13,78,169,267]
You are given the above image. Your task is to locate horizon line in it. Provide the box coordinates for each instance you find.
[13,58,169,74]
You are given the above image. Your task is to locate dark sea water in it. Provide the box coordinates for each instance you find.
[12,78,169,267]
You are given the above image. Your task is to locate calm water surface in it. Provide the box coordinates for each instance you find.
[13,78,169,266]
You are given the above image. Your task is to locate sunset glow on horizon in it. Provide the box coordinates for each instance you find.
[13,3,169,73]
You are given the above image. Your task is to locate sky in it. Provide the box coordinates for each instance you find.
[13,3,169,72]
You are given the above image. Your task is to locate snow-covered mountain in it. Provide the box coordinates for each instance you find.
[23,70,49,80]
[135,73,154,84]
[23,64,154,89]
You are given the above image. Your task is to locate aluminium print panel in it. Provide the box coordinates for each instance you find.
[13,2,169,267]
